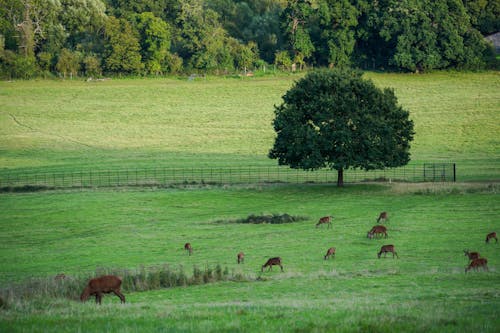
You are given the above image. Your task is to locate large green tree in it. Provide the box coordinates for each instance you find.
[269,68,414,186]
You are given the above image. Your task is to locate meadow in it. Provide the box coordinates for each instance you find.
[0,72,499,332]
[0,72,499,179]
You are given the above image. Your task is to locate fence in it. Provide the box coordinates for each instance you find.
[0,163,456,191]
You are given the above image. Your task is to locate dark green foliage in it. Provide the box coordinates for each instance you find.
[0,0,496,78]
[103,16,144,74]
[220,213,308,224]
[269,68,414,186]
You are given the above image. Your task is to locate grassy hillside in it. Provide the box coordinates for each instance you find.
[1,183,499,332]
[0,72,499,180]
[0,72,499,331]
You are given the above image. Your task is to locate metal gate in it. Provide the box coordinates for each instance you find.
[423,163,456,182]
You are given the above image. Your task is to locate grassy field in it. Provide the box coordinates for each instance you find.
[0,183,499,332]
[0,72,499,332]
[0,72,499,180]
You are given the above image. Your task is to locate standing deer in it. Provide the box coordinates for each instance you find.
[367,225,388,239]
[485,232,498,243]
[80,275,125,304]
[377,211,388,223]
[184,243,193,255]
[465,258,488,273]
[237,252,245,264]
[378,245,398,258]
[463,250,480,261]
[316,216,333,228]
[261,257,283,272]
[324,247,336,260]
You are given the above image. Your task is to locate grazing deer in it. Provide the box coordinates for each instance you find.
[316,216,333,228]
[485,232,498,243]
[184,243,193,255]
[377,211,388,223]
[324,247,336,260]
[54,273,66,281]
[237,252,245,264]
[463,250,480,261]
[378,245,398,258]
[261,257,283,272]
[465,258,488,273]
[80,275,125,304]
[367,225,388,239]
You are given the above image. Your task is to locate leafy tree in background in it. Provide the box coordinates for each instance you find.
[103,16,143,74]
[315,0,358,67]
[56,48,81,78]
[281,0,315,69]
[463,0,500,35]
[269,68,414,187]
[131,12,171,75]
[377,0,490,72]
[82,53,102,77]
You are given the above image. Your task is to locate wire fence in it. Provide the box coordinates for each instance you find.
[0,163,456,191]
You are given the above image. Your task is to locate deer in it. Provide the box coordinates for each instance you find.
[367,225,388,239]
[378,245,398,258]
[316,216,333,228]
[237,252,245,264]
[184,243,193,255]
[261,257,284,272]
[377,211,388,223]
[54,273,66,281]
[324,247,336,260]
[465,258,488,273]
[463,250,480,261]
[485,232,498,243]
[80,275,125,305]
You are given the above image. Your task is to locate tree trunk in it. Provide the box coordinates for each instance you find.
[337,168,344,187]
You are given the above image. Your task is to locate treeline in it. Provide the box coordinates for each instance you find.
[0,0,498,79]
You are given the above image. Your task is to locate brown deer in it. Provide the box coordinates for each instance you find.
[465,258,488,273]
[184,243,193,255]
[316,216,333,228]
[463,250,480,261]
[54,273,66,281]
[378,245,398,258]
[324,247,336,260]
[367,225,388,239]
[377,211,388,223]
[261,257,283,272]
[485,232,498,243]
[80,275,125,304]
[237,252,245,264]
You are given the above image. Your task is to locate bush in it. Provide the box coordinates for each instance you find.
[220,213,309,224]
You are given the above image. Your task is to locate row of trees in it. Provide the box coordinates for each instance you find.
[1,0,498,79]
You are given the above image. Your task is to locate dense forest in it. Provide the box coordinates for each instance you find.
[1,0,499,78]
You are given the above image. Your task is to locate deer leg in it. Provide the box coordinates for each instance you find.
[113,290,126,303]
[394,251,399,258]
[96,292,103,305]
[280,264,284,272]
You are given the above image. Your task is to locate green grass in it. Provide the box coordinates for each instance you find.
[0,72,499,331]
[0,72,499,180]
[1,183,499,332]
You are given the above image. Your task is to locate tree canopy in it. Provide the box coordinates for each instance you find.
[0,0,497,78]
[269,68,415,186]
